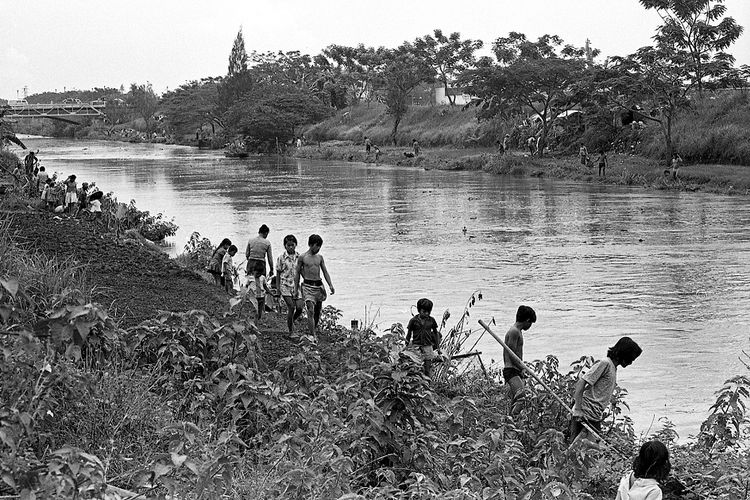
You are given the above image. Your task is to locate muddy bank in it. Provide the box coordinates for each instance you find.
[294,142,750,196]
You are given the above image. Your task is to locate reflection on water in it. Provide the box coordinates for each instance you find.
[17,138,750,439]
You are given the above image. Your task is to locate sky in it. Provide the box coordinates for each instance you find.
[1,0,749,100]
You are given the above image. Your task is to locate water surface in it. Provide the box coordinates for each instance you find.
[16,137,750,439]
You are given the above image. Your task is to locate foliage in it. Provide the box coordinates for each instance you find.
[460,32,595,157]
[228,27,249,77]
[379,44,434,145]
[100,194,178,242]
[321,44,387,105]
[412,29,483,106]
[160,78,222,141]
[640,0,744,95]
[127,82,159,134]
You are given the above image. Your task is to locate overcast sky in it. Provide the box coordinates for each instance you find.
[2,0,749,99]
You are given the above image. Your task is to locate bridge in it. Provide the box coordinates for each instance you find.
[1,101,108,124]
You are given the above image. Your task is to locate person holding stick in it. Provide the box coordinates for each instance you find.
[503,305,536,413]
[570,336,642,443]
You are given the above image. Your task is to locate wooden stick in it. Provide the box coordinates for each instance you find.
[477,319,627,458]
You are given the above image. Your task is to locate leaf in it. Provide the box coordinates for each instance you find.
[0,278,19,298]
[152,462,172,478]
[170,451,188,468]
[65,343,82,361]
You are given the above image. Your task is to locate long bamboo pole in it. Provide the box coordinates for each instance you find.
[477,319,627,458]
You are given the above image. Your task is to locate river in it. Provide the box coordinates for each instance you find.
[13,137,750,440]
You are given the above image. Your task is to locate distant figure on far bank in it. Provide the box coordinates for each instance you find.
[670,153,682,180]
[246,225,274,320]
[294,234,334,337]
[503,305,537,414]
[579,143,589,166]
[502,134,510,154]
[373,146,381,161]
[526,136,536,156]
[412,139,420,156]
[364,136,372,155]
[597,150,608,177]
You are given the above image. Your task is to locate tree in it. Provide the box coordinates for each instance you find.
[160,78,221,140]
[413,29,483,105]
[321,44,386,105]
[379,44,433,145]
[459,33,595,157]
[639,0,744,95]
[602,45,694,162]
[228,27,249,77]
[127,83,159,133]
[224,84,331,152]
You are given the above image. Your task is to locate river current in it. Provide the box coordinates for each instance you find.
[14,137,750,439]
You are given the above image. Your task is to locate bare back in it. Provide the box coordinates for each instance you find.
[504,325,524,370]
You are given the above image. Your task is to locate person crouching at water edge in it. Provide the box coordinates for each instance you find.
[503,305,537,414]
[293,234,334,337]
[405,298,443,376]
[570,336,642,443]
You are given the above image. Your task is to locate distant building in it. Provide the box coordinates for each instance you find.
[433,85,473,106]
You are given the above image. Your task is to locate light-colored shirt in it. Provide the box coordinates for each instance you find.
[246,236,270,261]
[580,358,617,421]
[221,252,233,278]
[615,472,662,500]
[89,199,102,213]
[276,251,299,296]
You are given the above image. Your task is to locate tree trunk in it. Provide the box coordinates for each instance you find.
[391,115,401,146]
[443,79,455,106]
[539,123,549,158]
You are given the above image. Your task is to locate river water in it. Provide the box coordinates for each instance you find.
[14,137,750,439]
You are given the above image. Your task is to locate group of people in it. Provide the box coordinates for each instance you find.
[578,144,609,177]
[16,152,103,216]
[206,225,334,338]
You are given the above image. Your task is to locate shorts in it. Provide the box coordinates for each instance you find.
[246,259,266,278]
[409,344,436,361]
[65,192,78,205]
[280,283,300,299]
[569,417,602,442]
[502,367,524,383]
[301,283,327,304]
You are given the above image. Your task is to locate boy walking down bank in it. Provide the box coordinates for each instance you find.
[503,305,537,413]
[570,336,642,442]
[405,298,442,376]
[294,234,334,337]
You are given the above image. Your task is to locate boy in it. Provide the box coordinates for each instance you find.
[570,336,643,442]
[293,234,334,337]
[221,244,238,294]
[276,234,304,337]
[405,298,441,376]
[597,150,608,177]
[579,143,589,165]
[252,274,274,321]
[246,224,273,318]
[503,305,537,413]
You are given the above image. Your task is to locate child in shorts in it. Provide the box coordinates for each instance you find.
[405,298,442,376]
[503,305,537,413]
[294,234,335,337]
[276,234,304,337]
[221,245,238,294]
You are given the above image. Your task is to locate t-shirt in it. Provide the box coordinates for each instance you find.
[89,199,102,213]
[221,252,233,277]
[580,358,617,421]
[37,171,49,186]
[407,315,439,348]
[246,236,270,261]
[615,472,662,500]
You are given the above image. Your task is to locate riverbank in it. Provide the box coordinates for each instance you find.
[1,195,748,498]
[294,141,750,196]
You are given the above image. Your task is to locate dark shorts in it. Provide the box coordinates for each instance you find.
[569,417,602,442]
[502,367,524,383]
[247,259,266,277]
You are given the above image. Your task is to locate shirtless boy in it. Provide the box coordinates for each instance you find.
[503,305,537,414]
[293,234,335,336]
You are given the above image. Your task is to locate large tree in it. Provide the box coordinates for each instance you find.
[602,45,695,162]
[228,27,249,77]
[460,33,595,157]
[413,29,483,105]
[160,78,221,140]
[639,0,743,96]
[218,28,253,113]
[127,83,159,133]
[321,44,386,105]
[379,44,433,145]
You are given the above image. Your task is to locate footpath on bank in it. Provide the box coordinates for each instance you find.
[293,141,750,196]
